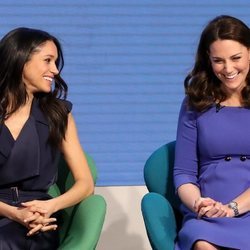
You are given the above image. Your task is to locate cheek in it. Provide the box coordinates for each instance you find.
[241,60,250,71]
[211,63,222,74]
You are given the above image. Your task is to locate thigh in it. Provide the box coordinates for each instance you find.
[0,219,59,250]
[0,219,27,250]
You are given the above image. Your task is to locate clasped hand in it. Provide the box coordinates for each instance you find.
[16,200,57,236]
[193,197,233,218]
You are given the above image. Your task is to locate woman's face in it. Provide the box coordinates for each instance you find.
[209,39,250,95]
[22,40,59,96]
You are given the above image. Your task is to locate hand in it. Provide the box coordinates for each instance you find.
[21,199,58,236]
[21,199,57,220]
[26,213,57,236]
[193,197,216,214]
[198,202,227,218]
[12,206,41,228]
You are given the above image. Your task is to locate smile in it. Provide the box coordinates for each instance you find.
[224,72,238,79]
[43,76,53,82]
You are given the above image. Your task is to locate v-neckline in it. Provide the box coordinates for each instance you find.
[3,99,34,142]
[3,116,30,142]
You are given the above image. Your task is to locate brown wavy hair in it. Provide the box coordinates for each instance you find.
[185,15,250,111]
[0,27,68,147]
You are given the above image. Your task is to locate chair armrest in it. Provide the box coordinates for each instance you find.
[59,194,107,250]
[141,192,177,250]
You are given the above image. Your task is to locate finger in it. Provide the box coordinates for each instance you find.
[198,205,213,218]
[205,202,222,217]
[29,206,48,214]
[212,210,227,218]
[40,224,58,232]
[40,218,57,225]
[27,224,43,236]
[24,212,41,223]
[21,201,37,207]
[204,208,217,217]
[195,198,215,212]
[22,204,48,215]
[209,203,227,218]
[21,202,48,213]
[28,223,38,228]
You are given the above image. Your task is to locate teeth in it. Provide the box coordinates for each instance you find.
[43,76,53,82]
[225,73,238,79]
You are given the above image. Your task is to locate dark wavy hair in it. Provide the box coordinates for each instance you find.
[185,15,250,111]
[0,27,68,147]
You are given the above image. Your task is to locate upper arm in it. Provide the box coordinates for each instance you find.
[174,98,199,190]
[60,113,94,186]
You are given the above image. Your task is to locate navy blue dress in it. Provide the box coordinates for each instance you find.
[174,98,250,250]
[0,98,72,249]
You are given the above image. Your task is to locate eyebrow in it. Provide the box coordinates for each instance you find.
[44,54,57,58]
[211,52,242,59]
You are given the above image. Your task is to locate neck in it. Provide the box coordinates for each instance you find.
[220,97,242,107]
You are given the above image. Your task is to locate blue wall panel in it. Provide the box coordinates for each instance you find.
[1,1,250,185]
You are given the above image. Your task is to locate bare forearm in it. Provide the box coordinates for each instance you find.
[177,183,201,212]
[0,201,16,219]
[51,179,94,212]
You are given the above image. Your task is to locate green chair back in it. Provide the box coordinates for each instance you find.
[48,154,106,249]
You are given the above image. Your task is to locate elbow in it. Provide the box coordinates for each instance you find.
[84,177,95,197]
[88,179,95,195]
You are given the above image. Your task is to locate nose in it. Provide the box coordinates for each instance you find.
[224,61,234,73]
[51,63,59,75]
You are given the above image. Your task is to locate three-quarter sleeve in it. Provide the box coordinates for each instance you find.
[174,98,199,190]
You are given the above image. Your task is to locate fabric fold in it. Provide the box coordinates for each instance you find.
[0,116,40,185]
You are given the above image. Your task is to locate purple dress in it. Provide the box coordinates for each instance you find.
[0,98,72,249]
[174,98,250,250]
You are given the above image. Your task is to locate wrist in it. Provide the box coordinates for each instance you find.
[228,201,239,217]
[49,198,60,213]
[5,205,18,220]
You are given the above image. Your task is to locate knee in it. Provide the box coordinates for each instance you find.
[193,240,218,250]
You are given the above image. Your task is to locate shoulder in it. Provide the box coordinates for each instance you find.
[58,99,73,113]
[179,97,197,115]
[178,97,202,125]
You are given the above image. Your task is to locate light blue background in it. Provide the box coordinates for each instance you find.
[1,1,250,185]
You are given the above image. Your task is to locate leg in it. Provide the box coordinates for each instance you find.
[193,240,221,250]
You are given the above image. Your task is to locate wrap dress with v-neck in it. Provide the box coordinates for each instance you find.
[0,98,72,250]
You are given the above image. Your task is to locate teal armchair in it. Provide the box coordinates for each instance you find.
[48,154,106,250]
[141,141,182,250]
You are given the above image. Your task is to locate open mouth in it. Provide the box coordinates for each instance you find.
[43,76,53,82]
[224,72,239,79]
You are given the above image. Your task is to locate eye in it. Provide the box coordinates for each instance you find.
[212,59,223,64]
[232,57,241,61]
[44,58,51,63]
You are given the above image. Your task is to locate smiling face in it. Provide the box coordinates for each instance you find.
[22,40,59,97]
[209,39,250,95]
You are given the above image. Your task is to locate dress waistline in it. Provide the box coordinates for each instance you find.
[0,187,49,206]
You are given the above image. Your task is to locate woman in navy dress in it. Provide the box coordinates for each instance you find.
[0,28,94,249]
[174,15,250,249]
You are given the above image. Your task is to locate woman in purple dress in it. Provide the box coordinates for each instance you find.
[0,28,94,249]
[174,15,250,249]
